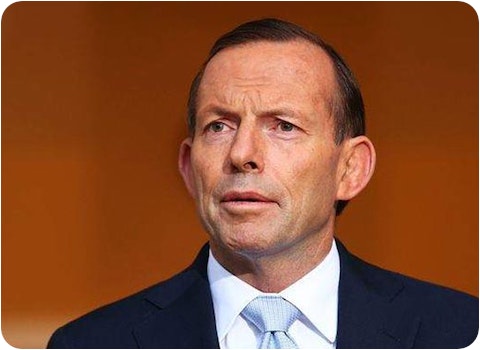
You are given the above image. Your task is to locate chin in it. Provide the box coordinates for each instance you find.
[214,228,285,258]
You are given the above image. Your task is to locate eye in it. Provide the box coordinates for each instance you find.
[207,121,226,132]
[278,121,295,132]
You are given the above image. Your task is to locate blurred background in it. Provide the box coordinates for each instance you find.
[2,2,478,348]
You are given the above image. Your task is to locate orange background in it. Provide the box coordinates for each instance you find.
[2,2,478,348]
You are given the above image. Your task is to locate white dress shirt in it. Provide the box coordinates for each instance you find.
[207,241,340,348]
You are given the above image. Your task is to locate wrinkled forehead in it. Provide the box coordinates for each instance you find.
[199,40,338,108]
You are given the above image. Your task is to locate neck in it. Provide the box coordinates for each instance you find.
[210,232,334,293]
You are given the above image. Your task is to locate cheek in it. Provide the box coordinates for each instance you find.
[191,147,222,196]
[277,148,339,207]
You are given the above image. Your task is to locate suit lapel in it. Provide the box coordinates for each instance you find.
[131,240,422,348]
[133,245,220,348]
[335,239,420,348]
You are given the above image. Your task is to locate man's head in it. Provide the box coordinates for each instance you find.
[179,18,375,264]
[187,18,367,215]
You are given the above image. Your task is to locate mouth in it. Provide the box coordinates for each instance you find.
[221,191,275,203]
[219,191,278,214]
[220,191,279,217]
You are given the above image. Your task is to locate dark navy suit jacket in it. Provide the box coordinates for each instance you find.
[48,240,478,348]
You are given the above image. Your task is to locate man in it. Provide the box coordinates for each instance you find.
[48,18,478,349]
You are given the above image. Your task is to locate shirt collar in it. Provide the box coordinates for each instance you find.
[280,240,339,343]
[208,251,262,342]
[207,240,339,344]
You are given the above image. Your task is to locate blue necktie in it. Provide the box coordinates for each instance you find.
[241,296,300,349]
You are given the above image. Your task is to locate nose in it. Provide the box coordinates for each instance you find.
[228,123,264,173]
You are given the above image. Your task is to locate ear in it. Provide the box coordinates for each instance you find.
[178,137,196,198]
[336,136,376,201]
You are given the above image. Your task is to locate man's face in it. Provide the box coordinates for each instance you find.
[180,40,346,260]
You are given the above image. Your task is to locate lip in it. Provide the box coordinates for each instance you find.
[221,191,275,203]
[220,191,278,214]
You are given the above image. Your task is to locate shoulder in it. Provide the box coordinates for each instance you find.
[356,247,477,307]
[341,242,478,347]
[47,267,201,349]
[391,267,478,347]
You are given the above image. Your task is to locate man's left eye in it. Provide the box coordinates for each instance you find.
[208,122,226,132]
[278,121,295,132]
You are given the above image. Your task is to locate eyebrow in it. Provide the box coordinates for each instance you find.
[258,108,298,120]
[201,106,240,119]
[200,105,300,120]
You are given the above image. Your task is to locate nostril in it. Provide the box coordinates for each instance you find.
[243,161,258,170]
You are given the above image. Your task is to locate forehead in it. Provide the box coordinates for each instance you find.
[199,40,337,106]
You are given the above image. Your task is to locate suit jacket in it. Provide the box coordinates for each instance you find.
[48,240,478,348]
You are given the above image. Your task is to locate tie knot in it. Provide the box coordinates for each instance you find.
[241,296,300,333]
